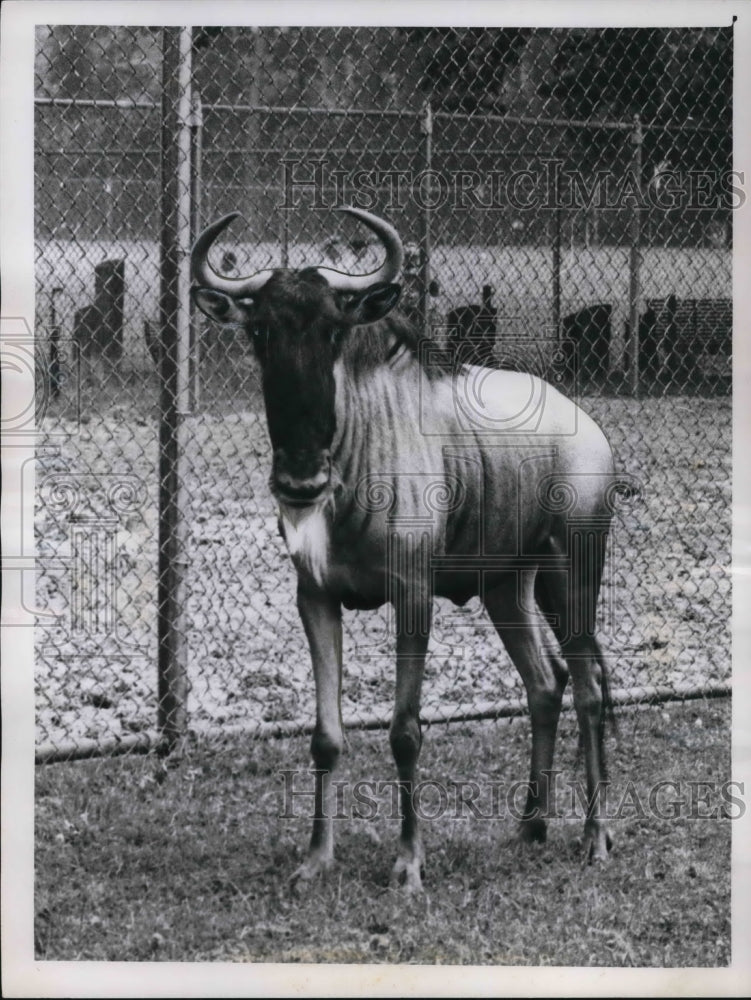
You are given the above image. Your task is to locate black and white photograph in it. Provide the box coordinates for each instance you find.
[2,1,750,995]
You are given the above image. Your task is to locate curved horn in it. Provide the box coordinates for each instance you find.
[191,212,276,297]
[314,207,404,292]
[191,207,404,299]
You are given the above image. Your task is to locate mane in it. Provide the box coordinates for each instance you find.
[341,310,457,381]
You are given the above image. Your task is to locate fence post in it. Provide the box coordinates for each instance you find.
[420,101,433,338]
[628,114,643,396]
[158,26,193,753]
[281,205,290,269]
[189,88,203,411]
[552,160,562,339]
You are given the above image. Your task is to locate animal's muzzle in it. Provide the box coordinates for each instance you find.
[272,449,331,504]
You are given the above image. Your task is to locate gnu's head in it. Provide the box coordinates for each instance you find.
[191,208,403,507]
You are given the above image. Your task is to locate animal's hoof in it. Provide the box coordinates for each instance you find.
[290,853,334,891]
[390,847,425,894]
[582,826,613,865]
[390,863,424,894]
[520,817,547,844]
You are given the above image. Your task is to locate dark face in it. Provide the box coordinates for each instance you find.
[253,270,340,505]
[193,272,400,506]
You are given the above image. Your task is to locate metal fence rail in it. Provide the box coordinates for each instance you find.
[33,25,732,762]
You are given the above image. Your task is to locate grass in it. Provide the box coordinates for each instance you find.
[35,697,731,965]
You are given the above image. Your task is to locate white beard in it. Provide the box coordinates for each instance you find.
[279,501,330,586]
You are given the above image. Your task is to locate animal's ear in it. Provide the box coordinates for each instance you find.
[339,282,401,326]
[191,287,255,325]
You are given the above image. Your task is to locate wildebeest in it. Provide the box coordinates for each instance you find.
[191,208,616,892]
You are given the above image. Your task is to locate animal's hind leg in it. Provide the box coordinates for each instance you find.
[534,570,570,693]
[484,573,566,845]
[543,532,613,863]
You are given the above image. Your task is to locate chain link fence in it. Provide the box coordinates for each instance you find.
[33,26,732,762]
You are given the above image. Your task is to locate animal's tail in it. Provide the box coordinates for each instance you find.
[596,639,617,735]
[599,641,620,782]
[574,640,618,777]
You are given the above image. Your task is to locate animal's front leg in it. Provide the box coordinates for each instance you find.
[292,585,343,884]
[389,594,431,893]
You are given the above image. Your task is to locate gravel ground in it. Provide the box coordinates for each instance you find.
[35,373,731,749]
